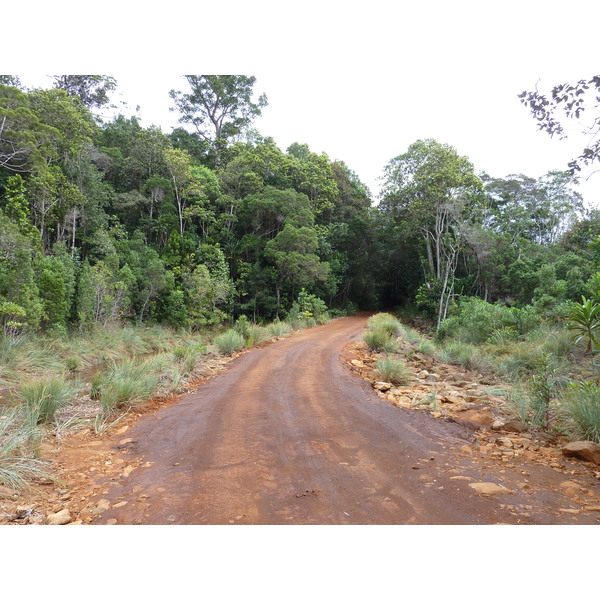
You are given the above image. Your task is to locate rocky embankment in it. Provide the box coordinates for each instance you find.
[342,337,600,518]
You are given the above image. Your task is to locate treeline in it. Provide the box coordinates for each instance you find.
[0,75,598,337]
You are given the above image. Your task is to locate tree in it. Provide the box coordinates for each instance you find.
[53,75,117,110]
[265,224,330,313]
[381,139,483,326]
[0,84,61,173]
[170,76,268,166]
[482,171,584,246]
[519,76,600,175]
[163,147,193,239]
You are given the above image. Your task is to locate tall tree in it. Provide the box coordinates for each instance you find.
[53,75,117,110]
[170,76,268,166]
[381,139,483,326]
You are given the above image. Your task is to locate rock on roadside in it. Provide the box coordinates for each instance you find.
[469,482,513,495]
[562,441,600,465]
[46,508,72,525]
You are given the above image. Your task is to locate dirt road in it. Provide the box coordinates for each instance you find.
[93,315,599,524]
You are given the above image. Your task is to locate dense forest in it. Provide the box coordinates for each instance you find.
[1,74,598,336]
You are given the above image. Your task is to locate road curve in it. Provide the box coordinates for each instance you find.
[93,315,568,525]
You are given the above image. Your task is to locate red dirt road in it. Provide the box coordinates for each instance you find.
[93,315,599,525]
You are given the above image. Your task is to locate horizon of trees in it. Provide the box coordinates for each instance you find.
[1,74,599,337]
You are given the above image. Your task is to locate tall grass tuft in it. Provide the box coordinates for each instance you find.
[213,329,245,355]
[367,313,403,337]
[244,325,272,348]
[18,377,82,426]
[0,407,48,489]
[560,381,600,443]
[95,357,160,414]
[376,356,411,384]
[267,320,292,338]
[437,341,493,372]
[173,342,207,374]
[363,329,399,353]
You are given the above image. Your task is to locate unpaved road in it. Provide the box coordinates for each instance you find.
[93,315,599,525]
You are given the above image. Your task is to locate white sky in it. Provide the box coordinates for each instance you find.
[8,0,600,208]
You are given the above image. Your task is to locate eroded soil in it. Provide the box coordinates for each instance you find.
[2,315,600,525]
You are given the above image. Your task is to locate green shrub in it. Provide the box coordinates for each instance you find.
[287,289,329,326]
[493,343,547,378]
[417,340,437,355]
[18,377,82,426]
[437,341,492,372]
[437,297,541,344]
[233,315,252,339]
[213,329,245,355]
[367,313,403,337]
[0,407,47,489]
[173,343,207,373]
[94,358,160,413]
[376,356,410,384]
[363,329,399,353]
[542,328,573,359]
[505,386,547,427]
[560,381,600,443]
[267,320,292,337]
[244,325,272,348]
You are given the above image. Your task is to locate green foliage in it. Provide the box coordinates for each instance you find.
[18,376,82,426]
[0,406,47,489]
[375,356,410,384]
[0,301,27,337]
[94,357,160,414]
[565,296,600,353]
[288,289,329,323]
[528,352,565,426]
[366,313,403,337]
[363,329,399,353]
[437,341,492,372]
[213,329,245,355]
[560,381,600,443]
[437,297,541,344]
[267,320,292,337]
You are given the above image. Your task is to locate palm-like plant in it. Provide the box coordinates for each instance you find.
[566,297,600,353]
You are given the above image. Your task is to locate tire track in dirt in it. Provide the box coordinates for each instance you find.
[91,315,600,524]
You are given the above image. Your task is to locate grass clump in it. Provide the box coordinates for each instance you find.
[363,329,399,353]
[173,342,207,374]
[0,407,47,489]
[367,313,403,337]
[244,325,272,348]
[267,320,292,338]
[18,376,82,426]
[376,356,411,385]
[213,329,245,355]
[437,341,492,372]
[560,381,600,443]
[94,357,160,414]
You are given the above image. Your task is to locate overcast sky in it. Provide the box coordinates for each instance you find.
[11,0,600,209]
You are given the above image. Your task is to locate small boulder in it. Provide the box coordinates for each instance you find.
[502,420,529,433]
[495,437,514,448]
[47,509,72,525]
[562,441,600,465]
[469,482,513,495]
[491,419,506,431]
[373,381,391,391]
